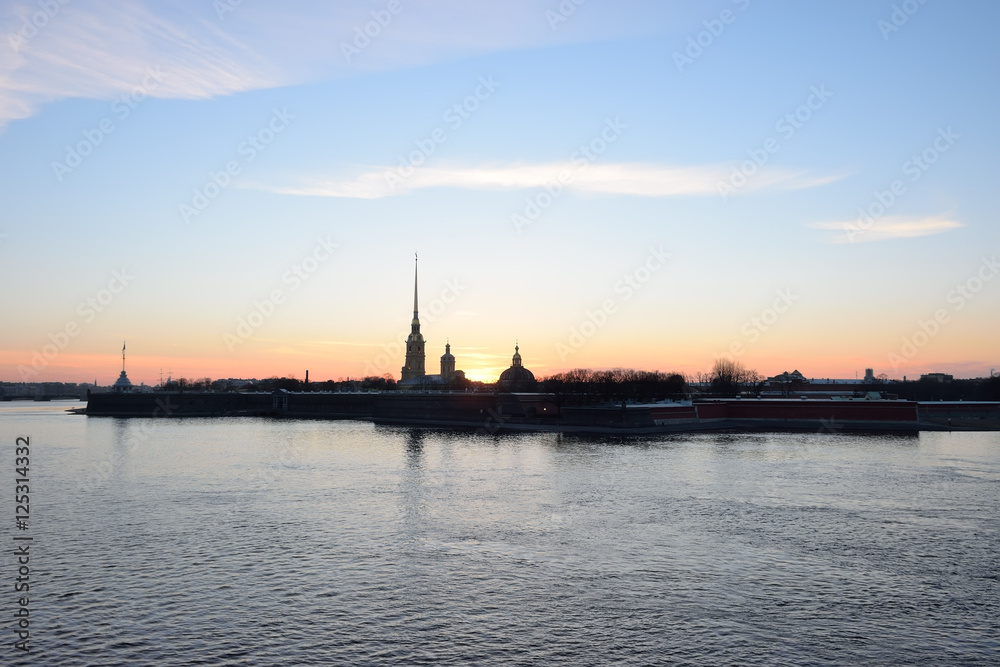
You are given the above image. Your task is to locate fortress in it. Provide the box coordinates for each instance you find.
[82,256,998,432]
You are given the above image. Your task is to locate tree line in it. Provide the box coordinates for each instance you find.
[693,359,762,398]
[157,359,769,401]
[141,361,1000,403]
[539,368,688,404]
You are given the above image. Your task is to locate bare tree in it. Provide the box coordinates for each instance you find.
[709,358,759,397]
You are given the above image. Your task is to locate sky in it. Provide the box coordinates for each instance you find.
[1,0,997,385]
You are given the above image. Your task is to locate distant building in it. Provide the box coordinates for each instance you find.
[498,344,536,392]
[397,255,466,389]
[395,256,536,391]
[112,370,133,392]
[112,341,133,393]
[766,369,807,385]
[864,368,875,383]
[440,342,457,381]
[920,372,953,383]
[400,256,426,382]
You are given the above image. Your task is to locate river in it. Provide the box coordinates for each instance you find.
[2,401,997,664]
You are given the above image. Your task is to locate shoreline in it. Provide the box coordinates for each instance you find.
[80,392,1000,434]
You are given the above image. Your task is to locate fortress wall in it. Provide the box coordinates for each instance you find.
[86,393,997,432]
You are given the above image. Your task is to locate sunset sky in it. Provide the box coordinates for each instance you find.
[1,0,997,385]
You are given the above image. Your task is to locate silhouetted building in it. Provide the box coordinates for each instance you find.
[766,369,807,384]
[440,342,456,381]
[113,341,133,393]
[398,256,465,389]
[400,255,426,382]
[920,372,953,383]
[498,344,536,391]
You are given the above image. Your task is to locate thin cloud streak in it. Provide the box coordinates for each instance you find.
[809,215,964,243]
[0,0,681,130]
[0,0,283,127]
[251,162,844,199]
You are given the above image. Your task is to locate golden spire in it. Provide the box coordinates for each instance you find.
[412,252,419,321]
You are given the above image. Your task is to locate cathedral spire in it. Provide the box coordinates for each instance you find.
[413,252,419,320]
[410,252,421,336]
[401,253,426,381]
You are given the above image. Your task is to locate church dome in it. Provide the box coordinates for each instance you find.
[498,344,536,391]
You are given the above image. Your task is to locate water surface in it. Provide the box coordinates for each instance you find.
[2,402,998,664]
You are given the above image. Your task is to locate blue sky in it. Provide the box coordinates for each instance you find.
[1,0,997,384]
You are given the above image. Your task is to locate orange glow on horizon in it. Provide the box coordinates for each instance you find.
[2,332,996,385]
[462,370,501,383]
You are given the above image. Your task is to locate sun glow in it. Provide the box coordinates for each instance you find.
[462,369,501,383]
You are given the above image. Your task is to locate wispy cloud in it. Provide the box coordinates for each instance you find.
[809,215,964,243]
[0,1,284,127]
[0,0,680,130]
[249,162,842,199]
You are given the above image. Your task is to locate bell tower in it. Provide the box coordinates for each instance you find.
[401,254,426,381]
[440,341,455,380]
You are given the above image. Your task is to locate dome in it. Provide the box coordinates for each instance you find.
[498,344,536,391]
[498,365,535,389]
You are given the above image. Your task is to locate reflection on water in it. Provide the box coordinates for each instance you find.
[1,403,998,665]
[406,428,425,463]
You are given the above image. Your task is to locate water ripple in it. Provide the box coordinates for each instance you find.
[2,412,998,665]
